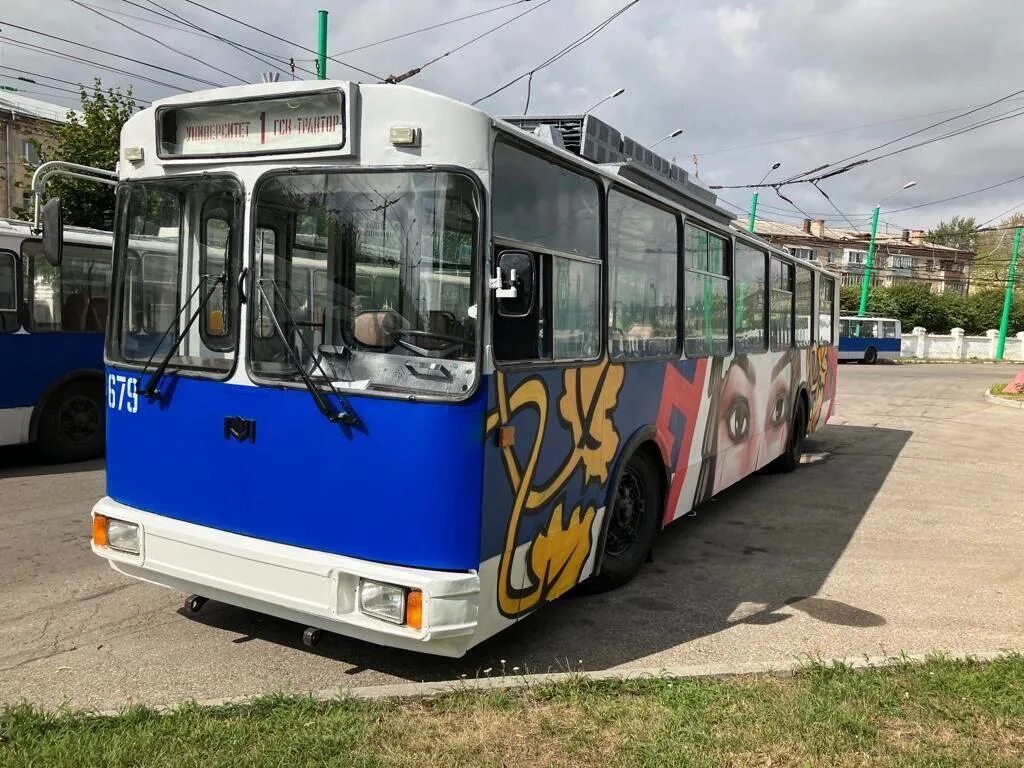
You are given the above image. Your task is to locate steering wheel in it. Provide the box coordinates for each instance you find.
[392,328,470,359]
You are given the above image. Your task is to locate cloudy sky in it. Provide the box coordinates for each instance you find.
[5,0,1023,231]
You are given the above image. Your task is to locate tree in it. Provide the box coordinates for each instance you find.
[971,213,1024,291]
[15,79,135,230]
[927,215,978,251]
[869,283,945,330]
[839,284,861,313]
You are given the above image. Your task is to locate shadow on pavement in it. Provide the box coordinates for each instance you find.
[181,422,911,682]
[0,446,103,479]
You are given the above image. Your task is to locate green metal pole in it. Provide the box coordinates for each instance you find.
[995,226,1021,361]
[317,10,328,80]
[748,192,758,232]
[857,205,880,317]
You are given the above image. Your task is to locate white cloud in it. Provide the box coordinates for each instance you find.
[713,4,763,61]
[13,0,1024,229]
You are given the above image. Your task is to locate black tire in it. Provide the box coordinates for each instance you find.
[862,346,878,365]
[36,380,105,463]
[584,452,662,593]
[774,396,808,473]
[302,627,323,648]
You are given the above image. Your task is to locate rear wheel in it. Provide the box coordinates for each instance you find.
[862,346,878,364]
[774,396,807,473]
[584,452,661,593]
[36,380,105,463]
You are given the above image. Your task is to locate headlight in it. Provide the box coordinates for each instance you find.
[102,517,140,554]
[359,579,406,624]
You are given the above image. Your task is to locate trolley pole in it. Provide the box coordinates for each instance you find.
[317,10,328,80]
[748,192,758,232]
[995,226,1021,361]
[857,204,880,317]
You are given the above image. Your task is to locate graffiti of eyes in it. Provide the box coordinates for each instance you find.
[770,394,787,426]
[725,398,751,442]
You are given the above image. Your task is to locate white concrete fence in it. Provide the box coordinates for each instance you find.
[901,328,1024,362]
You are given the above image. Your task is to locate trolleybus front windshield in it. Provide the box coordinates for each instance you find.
[109,177,242,374]
[250,170,479,397]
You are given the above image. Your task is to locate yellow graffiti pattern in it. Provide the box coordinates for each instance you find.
[486,357,624,618]
[806,346,830,432]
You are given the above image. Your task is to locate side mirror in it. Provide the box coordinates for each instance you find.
[493,250,534,317]
[41,198,64,267]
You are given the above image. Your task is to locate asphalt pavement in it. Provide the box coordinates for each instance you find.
[2,362,1022,709]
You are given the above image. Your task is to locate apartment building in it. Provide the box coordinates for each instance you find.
[745,218,974,295]
[0,92,70,218]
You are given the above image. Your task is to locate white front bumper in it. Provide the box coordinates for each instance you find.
[91,497,481,657]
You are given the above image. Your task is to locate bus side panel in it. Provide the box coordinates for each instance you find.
[838,336,901,355]
[479,358,701,622]
[477,346,838,626]
[105,372,487,571]
[0,333,104,411]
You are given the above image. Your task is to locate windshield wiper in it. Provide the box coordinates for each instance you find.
[255,278,358,426]
[140,272,226,399]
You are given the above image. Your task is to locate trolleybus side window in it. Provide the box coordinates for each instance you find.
[734,242,767,353]
[882,320,899,338]
[22,240,111,333]
[795,264,813,347]
[0,251,17,332]
[492,139,601,363]
[818,275,835,344]
[682,224,730,357]
[607,188,679,359]
[769,257,794,350]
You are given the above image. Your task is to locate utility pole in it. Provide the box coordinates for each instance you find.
[749,163,779,233]
[995,226,1021,361]
[857,205,880,317]
[858,181,917,316]
[317,10,328,80]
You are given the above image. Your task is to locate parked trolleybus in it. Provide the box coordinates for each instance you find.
[78,81,838,656]
[0,218,113,460]
[838,315,902,363]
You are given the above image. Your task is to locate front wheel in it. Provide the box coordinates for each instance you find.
[862,346,878,365]
[36,380,105,463]
[583,452,661,593]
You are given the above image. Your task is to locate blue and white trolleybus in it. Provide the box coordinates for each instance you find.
[73,81,839,656]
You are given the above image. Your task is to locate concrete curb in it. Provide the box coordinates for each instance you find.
[95,649,1014,716]
[985,387,1024,409]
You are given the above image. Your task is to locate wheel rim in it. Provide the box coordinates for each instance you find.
[606,466,647,557]
[57,395,98,443]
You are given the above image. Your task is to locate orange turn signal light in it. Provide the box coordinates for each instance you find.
[92,514,108,547]
[405,589,423,631]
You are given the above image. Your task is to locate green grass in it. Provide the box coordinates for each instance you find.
[992,382,1024,401]
[3,656,1024,767]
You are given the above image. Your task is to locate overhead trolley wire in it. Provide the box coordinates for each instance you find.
[336,0,534,56]
[781,83,1024,185]
[0,36,192,93]
[711,103,1024,191]
[0,19,224,88]
[691,99,1024,158]
[135,0,308,80]
[0,64,152,104]
[69,0,244,85]
[472,0,641,106]
[174,0,383,81]
[384,0,556,84]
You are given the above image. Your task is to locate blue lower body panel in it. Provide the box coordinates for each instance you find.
[105,369,487,571]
